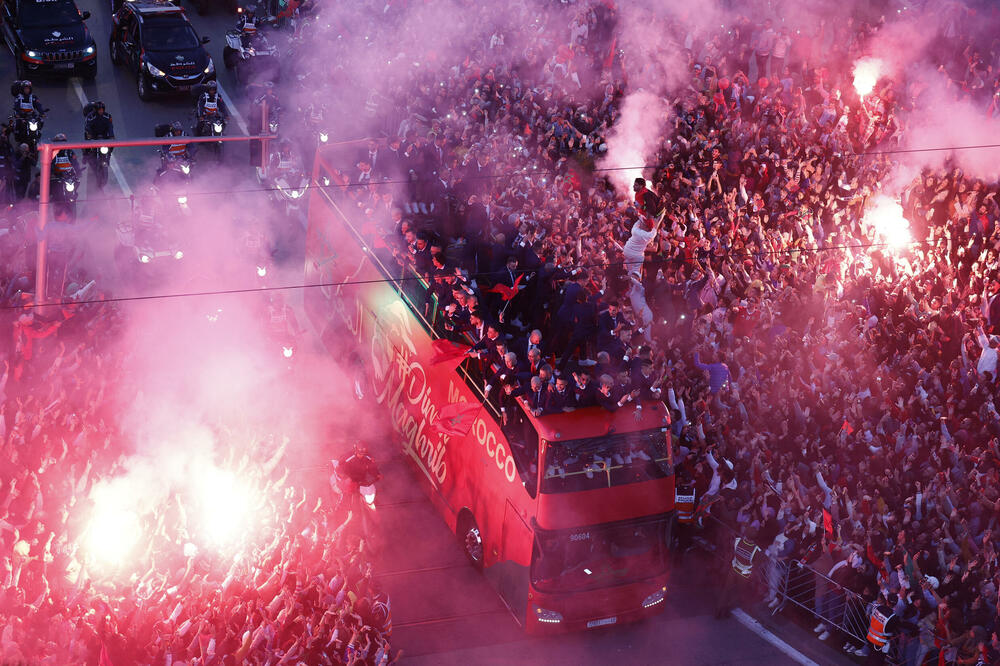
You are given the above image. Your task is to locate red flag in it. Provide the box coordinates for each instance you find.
[430,339,469,366]
[866,542,889,582]
[603,36,617,71]
[432,402,480,437]
[99,642,114,666]
[840,419,854,434]
[822,509,833,536]
[487,274,524,301]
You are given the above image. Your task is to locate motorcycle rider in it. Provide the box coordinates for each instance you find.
[195,81,229,128]
[159,121,192,174]
[237,3,265,45]
[83,101,114,141]
[11,80,43,117]
[338,441,382,503]
[50,134,80,181]
[266,139,296,178]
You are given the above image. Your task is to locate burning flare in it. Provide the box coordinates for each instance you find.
[864,195,911,251]
[853,58,882,98]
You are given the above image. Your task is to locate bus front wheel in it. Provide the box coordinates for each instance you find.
[458,512,484,570]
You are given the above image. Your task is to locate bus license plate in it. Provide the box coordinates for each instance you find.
[587,616,617,628]
[54,63,74,69]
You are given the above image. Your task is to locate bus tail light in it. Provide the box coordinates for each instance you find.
[642,587,667,609]
[534,606,563,624]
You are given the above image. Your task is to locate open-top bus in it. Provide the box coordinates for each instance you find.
[303,143,675,632]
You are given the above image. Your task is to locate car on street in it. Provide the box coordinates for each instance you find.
[1,0,97,79]
[108,0,214,101]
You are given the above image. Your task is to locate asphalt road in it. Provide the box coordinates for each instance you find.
[3,0,309,297]
[10,0,256,190]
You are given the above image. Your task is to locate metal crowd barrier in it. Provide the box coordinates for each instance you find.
[695,516,935,666]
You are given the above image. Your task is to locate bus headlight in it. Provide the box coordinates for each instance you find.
[534,606,563,624]
[642,587,667,609]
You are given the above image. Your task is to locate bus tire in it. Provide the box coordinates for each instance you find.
[458,511,484,571]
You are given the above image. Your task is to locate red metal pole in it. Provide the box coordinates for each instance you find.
[34,143,53,305]
[260,99,269,171]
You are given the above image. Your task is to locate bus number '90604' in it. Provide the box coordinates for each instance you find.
[570,532,591,542]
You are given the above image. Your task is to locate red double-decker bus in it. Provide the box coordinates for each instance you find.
[303,144,675,633]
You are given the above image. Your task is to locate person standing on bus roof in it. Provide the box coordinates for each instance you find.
[486,352,528,399]
[526,375,550,416]
[572,368,598,407]
[545,376,577,414]
[597,374,638,411]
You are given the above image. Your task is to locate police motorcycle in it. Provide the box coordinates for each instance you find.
[193,82,226,160]
[257,138,307,218]
[154,121,194,190]
[9,81,46,158]
[48,134,80,222]
[299,93,328,163]
[332,442,381,540]
[223,4,280,87]
[114,185,186,283]
[82,101,114,190]
[262,291,300,368]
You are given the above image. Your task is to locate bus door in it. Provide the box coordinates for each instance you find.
[487,498,531,626]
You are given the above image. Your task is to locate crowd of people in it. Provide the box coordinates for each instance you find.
[317,0,1000,663]
[0,293,397,665]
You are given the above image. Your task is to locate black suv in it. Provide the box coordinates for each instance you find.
[109,1,214,101]
[1,0,96,78]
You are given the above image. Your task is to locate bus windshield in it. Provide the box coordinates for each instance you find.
[541,428,671,494]
[531,515,669,594]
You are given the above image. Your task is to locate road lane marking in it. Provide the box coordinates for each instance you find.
[70,79,133,197]
[732,609,822,666]
[215,80,249,135]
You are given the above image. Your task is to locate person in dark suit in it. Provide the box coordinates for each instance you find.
[559,290,598,371]
[572,368,598,408]
[545,376,576,414]
[597,374,639,411]
[489,255,531,325]
[525,375,550,416]
[597,300,632,359]
[485,352,528,397]
[633,358,664,402]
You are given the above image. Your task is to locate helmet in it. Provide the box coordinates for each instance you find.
[52,133,67,142]
[20,80,31,93]
[206,80,218,94]
[244,3,257,16]
[170,120,184,135]
[93,101,106,113]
